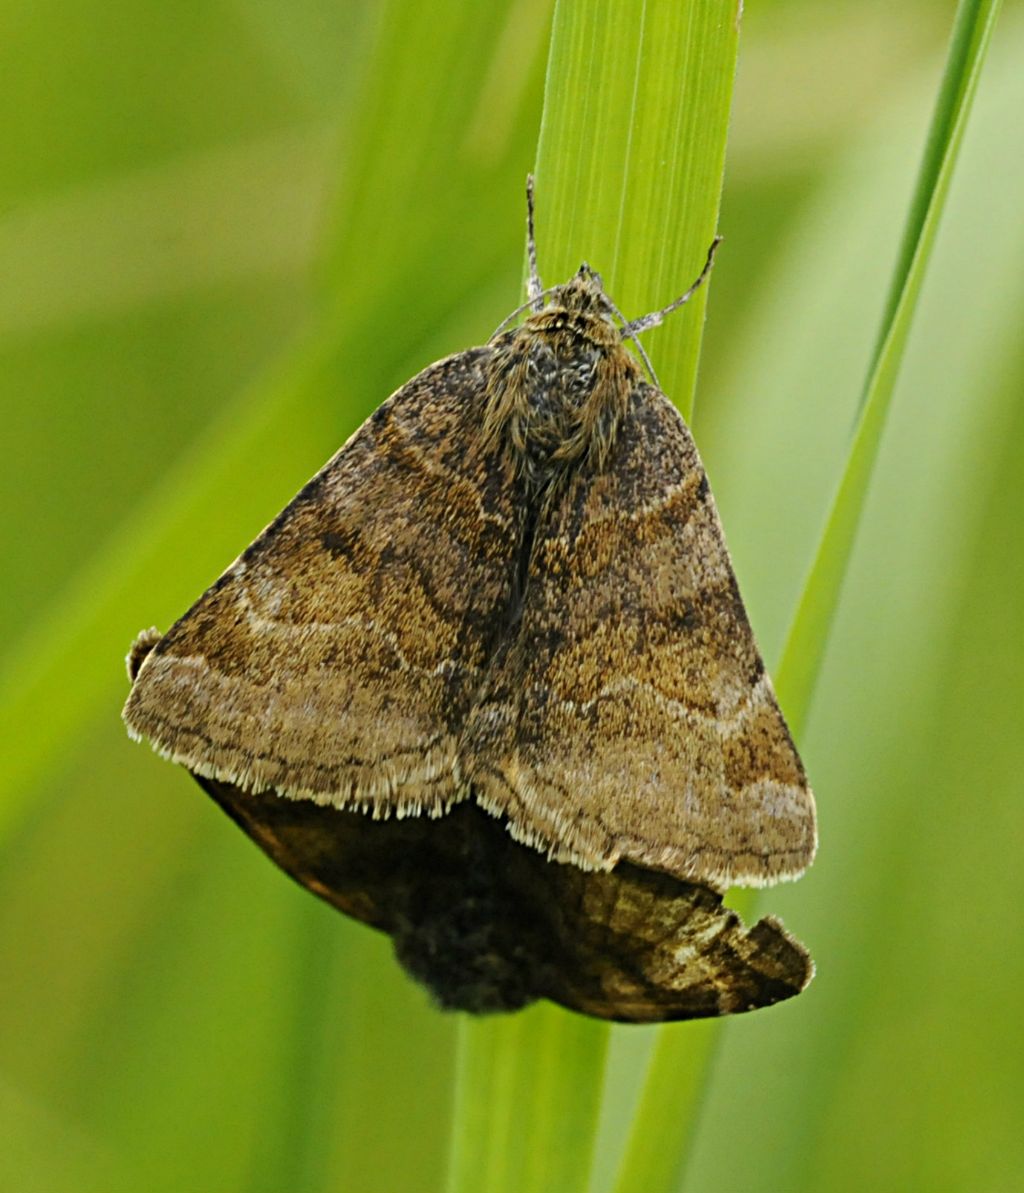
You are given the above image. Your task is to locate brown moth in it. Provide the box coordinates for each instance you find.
[123,180,816,1022]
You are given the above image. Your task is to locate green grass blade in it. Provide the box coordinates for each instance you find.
[615,2,1003,1191]
[447,1006,610,1193]
[863,0,998,406]
[534,0,740,423]
[683,19,1024,1184]
[447,3,739,1191]
[776,0,1003,737]
[609,1020,719,1193]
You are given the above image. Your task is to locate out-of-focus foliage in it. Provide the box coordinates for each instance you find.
[0,2,1020,1191]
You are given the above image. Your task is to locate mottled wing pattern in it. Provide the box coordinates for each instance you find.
[535,861,813,1021]
[465,383,817,887]
[191,788,812,1022]
[124,349,522,815]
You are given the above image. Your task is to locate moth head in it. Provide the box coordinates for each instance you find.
[546,263,616,320]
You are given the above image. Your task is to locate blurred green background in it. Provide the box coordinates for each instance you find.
[1,1,1022,1191]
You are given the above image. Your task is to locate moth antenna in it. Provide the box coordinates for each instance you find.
[526,175,545,310]
[489,282,565,340]
[622,236,722,337]
[597,290,662,390]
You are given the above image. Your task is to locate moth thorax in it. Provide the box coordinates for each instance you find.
[484,320,634,487]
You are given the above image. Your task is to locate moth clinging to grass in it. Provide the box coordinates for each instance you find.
[124,179,816,1022]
